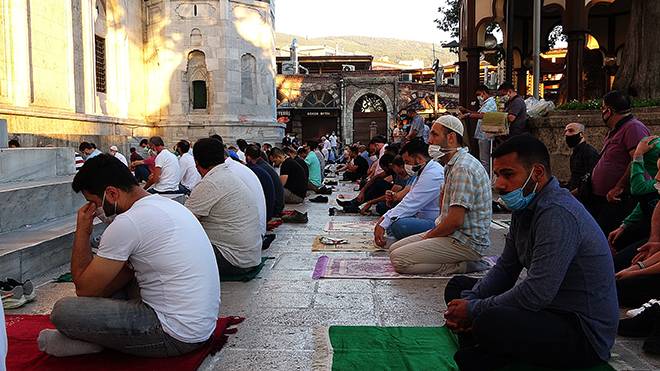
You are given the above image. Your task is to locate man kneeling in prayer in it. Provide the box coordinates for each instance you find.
[389,116,491,274]
[42,154,220,358]
[444,135,618,370]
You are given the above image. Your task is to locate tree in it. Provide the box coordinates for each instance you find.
[435,0,461,41]
[613,1,660,99]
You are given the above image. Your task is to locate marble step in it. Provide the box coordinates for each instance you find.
[0,214,104,282]
[0,176,85,234]
[0,147,76,183]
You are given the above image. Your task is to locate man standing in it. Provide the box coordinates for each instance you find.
[497,82,529,137]
[587,91,650,234]
[175,140,201,194]
[143,136,182,194]
[185,138,262,275]
[459,85,498,173]
[43,154,220,357]
[444,135,617,370]
[389,116,491,274]
[374,140,444,247]
[109,146,128,167]
[269,148,308,204]
[405,107,425,142]
[329,131,338,155]
[563,122,599,193]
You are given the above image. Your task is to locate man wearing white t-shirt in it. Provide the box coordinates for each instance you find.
[43,154,220,357]
[186,138,262,275]
[144,136,182,194]
[175,140,201,194]
[109,146,128,167]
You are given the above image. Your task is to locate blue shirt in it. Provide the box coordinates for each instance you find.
[462,178,618,362]
[380,160,444,229]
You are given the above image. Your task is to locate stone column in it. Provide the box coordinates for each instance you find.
[565,31,585,101]
[0,118,8,148]
[465,47,482,111]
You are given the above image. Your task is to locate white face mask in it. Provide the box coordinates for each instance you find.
[404,164,415,176]
[95,190,117,224]
[655,182,660,195]
[428,145,448,161]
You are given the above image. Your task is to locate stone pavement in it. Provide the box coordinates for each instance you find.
[6,184,660,370]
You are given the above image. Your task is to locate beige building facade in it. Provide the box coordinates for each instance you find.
[0,0,280,152]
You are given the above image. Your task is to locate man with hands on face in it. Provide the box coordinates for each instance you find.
[444,135,618,371]
[388,115,492,275]
[42,154,220,358]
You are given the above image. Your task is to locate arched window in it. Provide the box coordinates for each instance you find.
[190,28,202,46]
[94,0,107,93]
[353,93,386,113]
[187,51,208,110]
[302,90,337,108]
[241,54,257,103]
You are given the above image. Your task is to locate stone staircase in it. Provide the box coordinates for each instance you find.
[0,147,86,281]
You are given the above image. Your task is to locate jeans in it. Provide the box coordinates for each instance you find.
[445,276,603,370]
[387,217,436,241]
[51,293,207,357]
[585,195,636,235]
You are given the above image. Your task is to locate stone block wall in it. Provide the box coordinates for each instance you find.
[530,107,660,183]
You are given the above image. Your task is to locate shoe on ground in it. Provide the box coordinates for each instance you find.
[310,195,328,203]
[2,284,27,309]
[6,278,35,302]
[281,211,308,224]
[627,299,660,318]
[324,180,338,186]
[618,302,660,337]
[336,198,353,207]
[317,186,333,195]
[342,205,361,213]
[262,234,276,250]
[329,207,337,216]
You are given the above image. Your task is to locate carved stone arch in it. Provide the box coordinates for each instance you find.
[344,88,394,144]
[187,50,209,111]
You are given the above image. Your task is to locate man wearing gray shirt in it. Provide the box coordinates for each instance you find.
[498,82,529,137]
[444,135,618,370]
[405,107,425,141]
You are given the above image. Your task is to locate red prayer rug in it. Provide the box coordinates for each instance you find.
[5,314,243,371]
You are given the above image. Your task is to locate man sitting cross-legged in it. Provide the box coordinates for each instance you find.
[269,147,308,204]
[373,140,444,247]
[389,116,492,274]
[444,135,618,371]
[43,154,220,358]
[185,138,262,276]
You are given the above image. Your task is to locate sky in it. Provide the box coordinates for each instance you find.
[274,0,453,44]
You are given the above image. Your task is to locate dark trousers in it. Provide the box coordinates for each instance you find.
[134,165,150,183]
[585,195,636,235]
[617,274,660,308]
[445,276,602,371]
[213,246,255,276]
[613,239,648,273]
[342,171,363,182]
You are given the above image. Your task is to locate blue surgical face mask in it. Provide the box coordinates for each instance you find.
[497,171,538,211]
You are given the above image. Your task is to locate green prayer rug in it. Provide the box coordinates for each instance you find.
[314,326,615,371]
